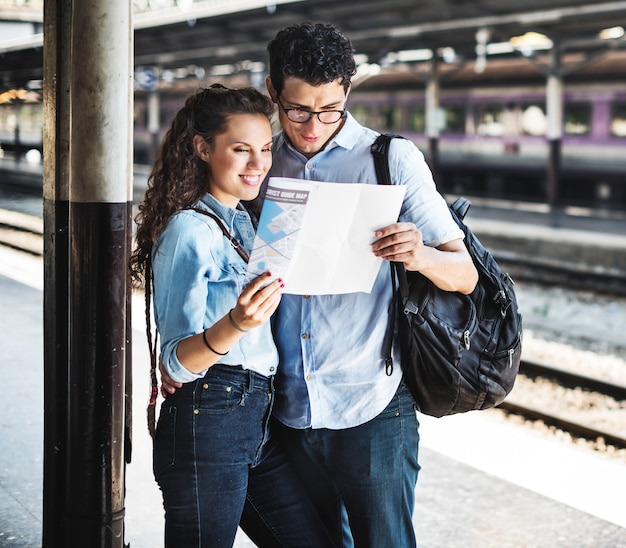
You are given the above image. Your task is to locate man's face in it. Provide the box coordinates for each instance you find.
[267,76,349,159]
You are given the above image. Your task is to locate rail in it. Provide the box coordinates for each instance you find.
[499,358,626,450]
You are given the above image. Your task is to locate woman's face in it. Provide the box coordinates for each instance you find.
[202,113,273,207]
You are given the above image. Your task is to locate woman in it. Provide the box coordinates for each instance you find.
[129,84,335,548]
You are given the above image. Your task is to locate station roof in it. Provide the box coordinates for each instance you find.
[1,0,625,90]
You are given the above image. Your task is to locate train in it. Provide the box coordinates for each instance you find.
[348,79,626,208]
[2,57,625,209]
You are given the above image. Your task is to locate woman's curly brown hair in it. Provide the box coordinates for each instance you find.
[129,84,274,288]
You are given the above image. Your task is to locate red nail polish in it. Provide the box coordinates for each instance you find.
[266,272,272,277]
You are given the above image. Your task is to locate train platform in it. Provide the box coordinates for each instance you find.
[1,245,625,547]
[460,198,626,276]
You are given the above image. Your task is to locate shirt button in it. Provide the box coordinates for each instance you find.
[269,366,275,372]
[203,383,209,389]
[306,163,313,169]
[306,375,313,381]
[302,333,309,339]
[193,409,199,415]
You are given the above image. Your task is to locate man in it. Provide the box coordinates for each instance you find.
[263,22,476,547]
[163,22,477,547]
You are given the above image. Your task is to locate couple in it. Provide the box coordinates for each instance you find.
[129,22,477,548]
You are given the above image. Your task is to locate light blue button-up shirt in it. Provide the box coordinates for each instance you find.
[269,113,463,429]
[152,193,279,383]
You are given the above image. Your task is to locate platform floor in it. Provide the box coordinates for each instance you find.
[1,246,625,547]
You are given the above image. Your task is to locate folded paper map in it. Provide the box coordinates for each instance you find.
[245,177,406,294]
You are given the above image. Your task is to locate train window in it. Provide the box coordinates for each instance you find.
[20,103,44,134]
[407,105,425,133]
[610,102,626,138]
[351,105,374,128]
[352,104,402,132]
[521,103,547,136]
[0,103,43,136]
[475,104,504,137]
[0,106,16,133]
[374,105,402,132]
[564,102,591,136]
[440,105,465,134]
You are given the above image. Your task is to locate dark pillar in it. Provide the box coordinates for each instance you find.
[14,116,22,161]
[547,137,561,210]
[67,203,129,546]
[546,43,563,214]
[42,0,72,545]
[63,0,133,545]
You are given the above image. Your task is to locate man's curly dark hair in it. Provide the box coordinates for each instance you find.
[267,22,357,96]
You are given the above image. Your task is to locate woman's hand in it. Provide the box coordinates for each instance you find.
[163,272,284,379]
[229,272,284,332]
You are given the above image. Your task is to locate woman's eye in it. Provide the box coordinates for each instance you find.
[234,147,249,153]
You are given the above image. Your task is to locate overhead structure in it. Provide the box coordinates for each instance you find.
[1,0,626,88]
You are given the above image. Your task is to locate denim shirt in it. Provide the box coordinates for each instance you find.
[268,113,464,429]
[152,193,279,383]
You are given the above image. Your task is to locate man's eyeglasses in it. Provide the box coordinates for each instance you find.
[277,98,345,124]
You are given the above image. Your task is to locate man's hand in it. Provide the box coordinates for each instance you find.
[159,358,182,398]
[371,222,428,271]
[372,222,478,294]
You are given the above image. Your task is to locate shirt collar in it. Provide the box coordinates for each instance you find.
[199,193,249,231]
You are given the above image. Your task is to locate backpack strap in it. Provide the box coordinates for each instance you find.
[371,133,393,186]
[371,133,407,376]
[190,207,250,263]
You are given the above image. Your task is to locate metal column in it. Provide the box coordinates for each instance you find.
[43,0,134,545]
[426,54,441,182]
[546,43,563,213]
[42,0,72,545]
[147,89,161,167]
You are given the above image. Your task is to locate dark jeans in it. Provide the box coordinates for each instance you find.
[274,382,421,548]
[153,364,336,547]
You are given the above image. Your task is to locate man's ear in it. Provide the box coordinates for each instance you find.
[266,76,278,102]
[193,134,210,161]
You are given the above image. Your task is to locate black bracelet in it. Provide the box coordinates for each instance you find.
[202,329,228,356]
[228,309,248,333]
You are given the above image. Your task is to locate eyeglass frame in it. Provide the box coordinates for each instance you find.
[276,97,346,124]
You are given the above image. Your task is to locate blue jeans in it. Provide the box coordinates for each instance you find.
[274,382,421,548]
[153,364,336,547]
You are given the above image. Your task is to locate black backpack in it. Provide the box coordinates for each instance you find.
[372,134,523,416]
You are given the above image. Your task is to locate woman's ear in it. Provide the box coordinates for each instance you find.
[193,134,210,162]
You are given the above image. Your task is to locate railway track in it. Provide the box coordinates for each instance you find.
[498,255,626,297]
[0,207,43,256]
[499,358,626,451]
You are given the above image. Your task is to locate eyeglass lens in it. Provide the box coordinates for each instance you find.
[286,109,343,124]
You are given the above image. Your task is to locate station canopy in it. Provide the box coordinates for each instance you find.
[0,0,625,90]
